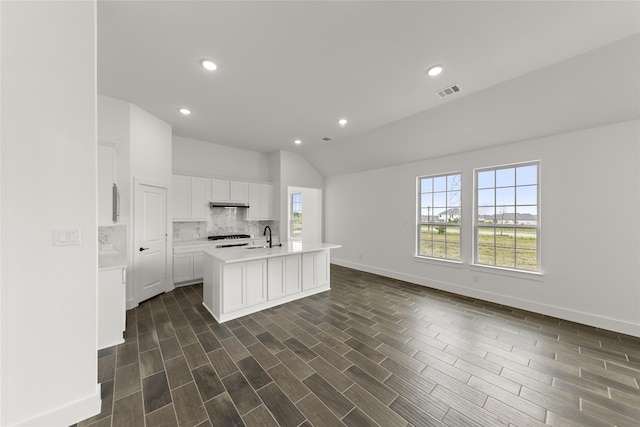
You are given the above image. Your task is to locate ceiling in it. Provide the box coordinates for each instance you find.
[98,1,640,176]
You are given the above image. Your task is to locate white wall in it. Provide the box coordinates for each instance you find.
[0,1,100,425]
[173,135,270,181]
[326,120,640,337]
[270,151,325,241]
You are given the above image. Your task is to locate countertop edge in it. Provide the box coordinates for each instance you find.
[204,243,341,264]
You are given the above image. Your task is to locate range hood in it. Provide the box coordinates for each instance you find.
[210,201,250,208]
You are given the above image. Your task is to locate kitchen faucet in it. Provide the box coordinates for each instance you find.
[263,225,272,248]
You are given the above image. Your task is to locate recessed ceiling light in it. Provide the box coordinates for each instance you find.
[201,59,217,71]
[179,108,191,115]
[338,118,348,127]
[294,139,302,145]
[427,65,443,77]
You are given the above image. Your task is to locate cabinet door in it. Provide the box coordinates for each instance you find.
[262,184,274,220]
[246,259,267,306]
[173,253,194,283]
[315,250,329,286]
[246,183,261,220]
[190,177,211,219]
[172,175,191,219]
[302,252,316,290]
[267,257,285,300]
[284,254,301,295]
[98,268,125,349]
[211,178,229,200]
[230,181,249,202]
[223,263,245,313]
[193,252,205,281]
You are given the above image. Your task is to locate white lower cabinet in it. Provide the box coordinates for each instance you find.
[173,244,210,285]
[267,254,300,299]
[302,250,329,290]
[223,259,267,314]
[98,267,126,350]
[173,253,194,283]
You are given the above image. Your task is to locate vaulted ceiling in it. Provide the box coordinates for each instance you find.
[98,1,640,176]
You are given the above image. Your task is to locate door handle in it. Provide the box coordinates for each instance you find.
[139,247,150,252]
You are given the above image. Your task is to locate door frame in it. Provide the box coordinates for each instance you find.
[130,176,172,308]
[287,186,323,243]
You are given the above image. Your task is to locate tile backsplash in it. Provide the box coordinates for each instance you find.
[173,207,278,241]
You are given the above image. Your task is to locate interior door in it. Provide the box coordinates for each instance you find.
[134,180,168,304]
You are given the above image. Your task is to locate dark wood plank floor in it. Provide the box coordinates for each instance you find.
[75,265,640,427]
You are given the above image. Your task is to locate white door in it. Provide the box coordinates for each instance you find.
[134,180,169,304]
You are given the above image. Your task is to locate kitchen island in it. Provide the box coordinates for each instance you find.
[202,241,341,323]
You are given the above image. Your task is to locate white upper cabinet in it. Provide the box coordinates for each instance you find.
[211,178,230,201]
[247,182,274,220]
[190,177,211,219]
[172,174,211,221]
[211,179,249,203]
[98,143,118,226]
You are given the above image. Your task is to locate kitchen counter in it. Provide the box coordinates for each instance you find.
[202,241,340,323]
[204,241,341,264]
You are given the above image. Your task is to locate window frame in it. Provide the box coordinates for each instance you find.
[416,171,463,263]
[289,192,303,241]
[473,161,541,273]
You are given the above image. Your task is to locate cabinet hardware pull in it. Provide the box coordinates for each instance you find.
[140,247,149,252]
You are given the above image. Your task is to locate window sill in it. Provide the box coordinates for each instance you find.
[414,256,463,268]
[470,264,544,281]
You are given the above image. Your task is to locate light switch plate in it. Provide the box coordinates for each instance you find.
[55,228,81,246]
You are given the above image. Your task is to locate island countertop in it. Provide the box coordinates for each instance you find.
[204,241,341,264]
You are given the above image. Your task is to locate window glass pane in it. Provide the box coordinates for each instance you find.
[477,227,495,247]
[448,191,461,208]
[516,206,537,225]
[477,207,495,223]
[445,226,460,244]
[496,248,516,268]
[477,245,495,265]
[433,228,447,242]
[516,164,537,186]
[477,189,494,206]
[447,174,461,191]
[516,249,537,270]
[496,168,515,187]
[421,178,433,193]
[433,192,447,208]
[516,185,537,205]
[515,228,537,249]
[496,187,515,206]
[446,244,460,260]
[420,193,432,208]
[420,240,433,257]
[495,229,515,249]
[432,242,446,258]
[477,170,494,189]
[433,176,446,191]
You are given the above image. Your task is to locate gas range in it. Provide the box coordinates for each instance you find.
[208,234,253,248]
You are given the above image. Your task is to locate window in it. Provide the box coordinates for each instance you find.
[475,162,539,272]
[290,192,302,240]
[418,173,461,261]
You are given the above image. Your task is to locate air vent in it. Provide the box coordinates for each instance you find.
[322,137,333,142]
[435,84,461,98]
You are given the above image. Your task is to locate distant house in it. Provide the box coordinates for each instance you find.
[438,208,461,221]
[478,213,537,225]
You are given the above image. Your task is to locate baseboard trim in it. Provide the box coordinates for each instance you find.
[12,384,101,427]
[332,259,640,337]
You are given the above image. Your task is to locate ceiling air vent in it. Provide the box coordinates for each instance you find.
[322,137,333,142]
[435,84,461,99]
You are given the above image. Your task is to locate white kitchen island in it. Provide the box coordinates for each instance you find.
[202,241,341,323]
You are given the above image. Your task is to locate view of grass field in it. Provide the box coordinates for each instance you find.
[419,226,538,270]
